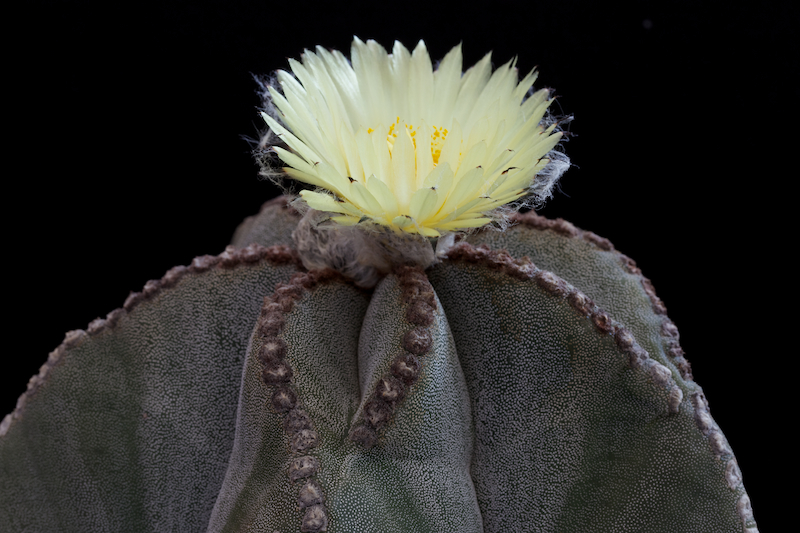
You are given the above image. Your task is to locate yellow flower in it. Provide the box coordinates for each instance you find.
[261,38,567,237]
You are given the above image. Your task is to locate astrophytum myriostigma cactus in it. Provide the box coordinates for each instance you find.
[1,39,756,532]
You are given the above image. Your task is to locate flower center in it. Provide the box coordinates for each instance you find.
[368,117,449,166]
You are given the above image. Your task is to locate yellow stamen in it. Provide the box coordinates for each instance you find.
[373,119,448,165]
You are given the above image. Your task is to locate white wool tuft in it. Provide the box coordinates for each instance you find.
[292,209,438,288]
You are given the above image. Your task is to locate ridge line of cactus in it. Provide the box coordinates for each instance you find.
[510,210,611,249]
[349,265,437,450]
[256,269,348,533]
[0,243,302,439]
[237,195,302,233]
[263,194,300,215]
[602,250,693,381]
[243,194,686,387]
[445,240,756,531]
[510,210,693,380]
[444,241,685,414]
[691,389,757,529]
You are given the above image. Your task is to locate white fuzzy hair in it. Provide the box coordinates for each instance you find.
[291,207,440,289]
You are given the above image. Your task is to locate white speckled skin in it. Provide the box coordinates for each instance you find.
[210,275,482,532]
[0,256,296,532]
[467,223,688,383]
[0,200,755,532]
[429,262,744,532]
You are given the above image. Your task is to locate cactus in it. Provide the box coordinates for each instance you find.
[1,39,756,532]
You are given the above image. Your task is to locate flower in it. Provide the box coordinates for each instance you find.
[261,38,568,237]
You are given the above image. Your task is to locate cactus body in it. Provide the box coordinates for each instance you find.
[0,198,756,532]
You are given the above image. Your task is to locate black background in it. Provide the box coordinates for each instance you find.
[7,0,796,528]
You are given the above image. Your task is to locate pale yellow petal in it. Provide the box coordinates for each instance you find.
[483,163,521,196]
[453,52,492,122]
[331,215,361,226]
[520,87,551,121]
[262,113,325,171]
[390,125,416,207]
[352,127,374,179]
[415,121,434,189]
[415,226,441,238]
[299,190,351,214]
[273,146,318,178]
[454,141,487,183]
[349,179,385,217]
[338,124,364,181]
[408,40,434,122]
[352,38,392,124]
[438,196,485,224]
[423,162,454,220]
[392,215,414,228]
[435,217,492,231]
[314,160,352,197]
[466,57,516,130]
[366,174,399,217]
[466,116,490,152]
[283,167,325,188]
[440,166,484,217]
[409,187,439,223]
[370,124,394,192]
[431,43,462,124]
[437,119,463,172]
[512,69,539,105]
[389,41,411,120]
[421,160,451,189]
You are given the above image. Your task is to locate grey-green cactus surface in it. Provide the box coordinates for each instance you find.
[0,197,757,532]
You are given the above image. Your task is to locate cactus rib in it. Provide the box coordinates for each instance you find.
[0,199,757,532]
